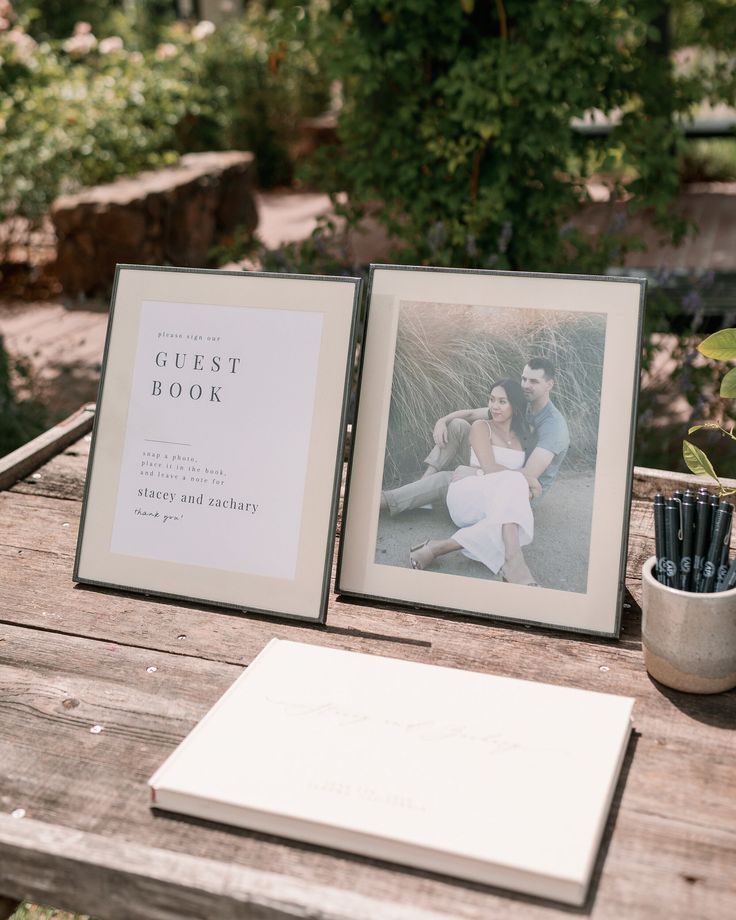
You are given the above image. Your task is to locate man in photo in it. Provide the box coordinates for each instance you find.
[381,357,570,515]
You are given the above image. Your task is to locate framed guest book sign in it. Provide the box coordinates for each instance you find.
[74,265,361,623]
[337,265,646,636]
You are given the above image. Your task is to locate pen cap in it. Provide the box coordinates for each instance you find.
[709,495,721,535]
[717,513,732,576]
[710,505,732,551]
[720,503,734,554]
[680,496,695,547]
[653,494,666,581]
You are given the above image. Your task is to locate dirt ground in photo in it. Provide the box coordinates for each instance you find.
[375,471,595,594]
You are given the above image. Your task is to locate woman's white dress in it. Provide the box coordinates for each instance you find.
[445,445,533,574]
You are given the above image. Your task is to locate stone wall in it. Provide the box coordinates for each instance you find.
[51,151,258,296]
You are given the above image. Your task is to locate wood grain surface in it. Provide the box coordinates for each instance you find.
[0,430,734,920]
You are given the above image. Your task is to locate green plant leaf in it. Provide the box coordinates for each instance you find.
[682,440,720,484]
[720,367,736,398]
[697,328,736,360]
[688,423,721,434]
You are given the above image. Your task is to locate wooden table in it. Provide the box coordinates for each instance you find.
[1,411,734,920]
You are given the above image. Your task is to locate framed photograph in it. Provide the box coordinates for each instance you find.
[337,265,645,636]
[75,265,361,623]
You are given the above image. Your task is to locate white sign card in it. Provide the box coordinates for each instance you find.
[75,266,361,622]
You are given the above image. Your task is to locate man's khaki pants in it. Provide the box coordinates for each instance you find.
[383,418,471,516]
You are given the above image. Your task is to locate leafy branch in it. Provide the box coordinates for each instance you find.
[682,329,736,493]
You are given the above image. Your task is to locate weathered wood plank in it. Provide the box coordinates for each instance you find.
[0,519,645,674]
[0,486,648,657]
[0,405,95,493]
[8,446,91,502]
[3,623,733,832]
[1,811,732,920]
[0,624,734,920]
[632,465,736,500]
[0,501,442,663]
[9,435,92,502]
[0,816,503,920]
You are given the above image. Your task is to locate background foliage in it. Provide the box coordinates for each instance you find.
[0,335,47,455]
[304,0,736,273]
[683,327,736,489]
[0,1,329,227]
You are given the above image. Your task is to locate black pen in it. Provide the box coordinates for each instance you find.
[693,496,712,592]
[709,494,720,540]
[653,494,666,584]
[664,498,681,589]
[721,557,736,593]
[680,493,695,591]
[716,503,733,590]
[700,503,730,593]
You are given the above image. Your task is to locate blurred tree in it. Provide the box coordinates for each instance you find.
[0,337,47,457]
[302,0,736,272]
[15,0,178,45]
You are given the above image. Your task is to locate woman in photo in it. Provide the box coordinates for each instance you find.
[408,379,540,585]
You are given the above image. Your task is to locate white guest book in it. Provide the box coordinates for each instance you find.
[149,640,634,906]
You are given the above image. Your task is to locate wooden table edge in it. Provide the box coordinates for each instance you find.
[0,814,448,920]
[0,404,96,493]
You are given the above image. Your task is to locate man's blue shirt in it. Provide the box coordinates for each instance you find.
[529,400,569,495]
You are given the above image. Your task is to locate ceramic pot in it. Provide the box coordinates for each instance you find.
[641,556,736,693]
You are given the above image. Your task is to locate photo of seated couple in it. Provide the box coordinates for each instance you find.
[374,302,606,594]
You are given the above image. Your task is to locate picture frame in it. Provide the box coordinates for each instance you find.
[337,265,646,636]
[74,265,361,624]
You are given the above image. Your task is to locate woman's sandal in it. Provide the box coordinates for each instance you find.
[409,539,436,570]
[500,552,539,587]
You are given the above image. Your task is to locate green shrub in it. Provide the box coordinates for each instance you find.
[197,8,329,186]
[0,18,214,224]
[0,336,47,457]
[0,3,329,226]
[16,0,174,45]
[679,139,736,183]
[0,42,203,224]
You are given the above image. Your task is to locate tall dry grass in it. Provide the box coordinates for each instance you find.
[382,302,606,488]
